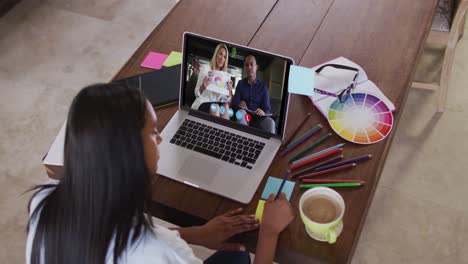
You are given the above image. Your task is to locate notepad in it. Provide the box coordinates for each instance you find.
[288,65,315,96]
[163,51,182,67]
[309,57,395,118]
[255,176,296,223]
[140,51,168,70]
[255,200,266,223]
[261,176,295,201]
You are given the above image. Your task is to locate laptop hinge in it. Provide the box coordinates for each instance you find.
[188,109,272,139]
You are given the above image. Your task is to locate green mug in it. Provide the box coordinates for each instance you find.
[299,187,345,244]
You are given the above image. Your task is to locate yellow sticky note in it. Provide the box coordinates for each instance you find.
[163,51,182,67]
[255,200,266,223]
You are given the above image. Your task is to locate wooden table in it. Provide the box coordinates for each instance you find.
[111,0,438,263]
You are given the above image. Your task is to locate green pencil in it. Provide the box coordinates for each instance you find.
[288,133,332,162]
[287,124,322,148]
[300,182,363,189]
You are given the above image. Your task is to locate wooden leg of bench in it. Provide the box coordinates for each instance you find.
[412,82,439,91]
[458,13,466,41]
[438,45,456,112]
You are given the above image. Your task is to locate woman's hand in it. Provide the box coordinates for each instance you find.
[197,208,259,251]
[227,80,234,101]
[200,76,211,94]
[253,193,293,264]
[260,193,294,236]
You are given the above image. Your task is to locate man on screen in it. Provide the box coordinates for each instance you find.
[232,55,276,134]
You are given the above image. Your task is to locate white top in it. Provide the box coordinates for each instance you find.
[191,65,229,110]
[26,183,203,264]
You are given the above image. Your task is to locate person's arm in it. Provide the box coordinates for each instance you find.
[188,72,198,90]
[231,81,241,107]
[173,208,258,251]
[254,83,271,116]
[194,68,210,97]
[254,229,279,264]
[262,84,271,114]
[254,193,294,264]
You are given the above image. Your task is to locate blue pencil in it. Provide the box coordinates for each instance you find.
[291,143,346,164]
[314,154,372,171]
[275,170,290,200]
[288,133,332,162]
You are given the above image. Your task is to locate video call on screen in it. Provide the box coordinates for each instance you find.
[183,36,289,135]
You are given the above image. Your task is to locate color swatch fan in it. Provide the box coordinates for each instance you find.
[328,93,393,144]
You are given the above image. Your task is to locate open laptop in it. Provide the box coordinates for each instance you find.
[157,32,293,204]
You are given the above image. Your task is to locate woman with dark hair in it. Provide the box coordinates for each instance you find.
[27,82,294,264]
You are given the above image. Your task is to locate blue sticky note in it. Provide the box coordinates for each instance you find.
[288,65,315,96]
[261,176,295,201]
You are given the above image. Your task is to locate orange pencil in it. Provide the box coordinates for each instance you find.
[301,179,364,184]
[289,148,343,171]
[298,163,356,180]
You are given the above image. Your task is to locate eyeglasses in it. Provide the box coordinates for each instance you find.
[314,64,359,103]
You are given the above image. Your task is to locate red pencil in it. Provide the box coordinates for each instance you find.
[290,155,344,179]
[297,163,356,180]
[289,148,343,171]
[301,179,364,184]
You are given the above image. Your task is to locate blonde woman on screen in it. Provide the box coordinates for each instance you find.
[191,44,233,119]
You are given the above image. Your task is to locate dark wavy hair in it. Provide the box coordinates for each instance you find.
[27,82,153,264]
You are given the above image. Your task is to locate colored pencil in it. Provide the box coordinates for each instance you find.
[314,154,372,171]
[288,133,332,162]
[291,143,346,164]
[301,179,365,184]
[281,112,310,149]
[297,163,356,180]
[286,123,320,148]
[300,182,363,189]
[280,124,323,156]
[275,170,290,200]
[290,155,344,178]
[289,148,343,171]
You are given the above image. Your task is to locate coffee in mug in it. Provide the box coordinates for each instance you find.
[302,196,341,224]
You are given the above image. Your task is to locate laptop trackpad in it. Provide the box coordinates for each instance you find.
[178,156,218,185]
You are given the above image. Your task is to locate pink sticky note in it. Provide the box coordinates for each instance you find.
[140,52,168,70]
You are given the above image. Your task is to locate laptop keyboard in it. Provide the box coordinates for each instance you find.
[169,119,265,170]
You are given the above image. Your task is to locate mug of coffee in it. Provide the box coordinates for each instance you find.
[299,187,345,244]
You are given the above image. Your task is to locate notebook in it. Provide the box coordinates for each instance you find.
[116,64,180,108]
[43,65,181,167]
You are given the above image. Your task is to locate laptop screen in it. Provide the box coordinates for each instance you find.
[181,33,293,138]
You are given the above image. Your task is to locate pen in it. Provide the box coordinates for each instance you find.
[280,124,323,156]
[275,170,290,200]
[291,143,345,164]
[297,163,356,179]
[288,133,332,162]
[281,112,311,149]
[290,155,344,178]
[314,154,372,171]
[289,148,343,170]
[301,179,364,184]
[300,182,363,188]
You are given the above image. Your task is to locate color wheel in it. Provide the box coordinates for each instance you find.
[328,93,393,144]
